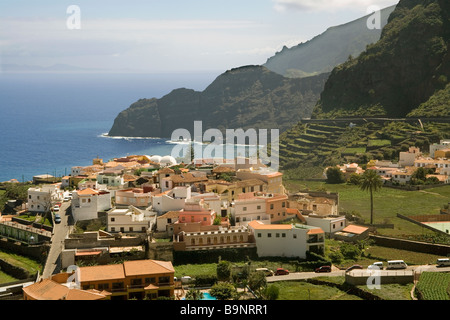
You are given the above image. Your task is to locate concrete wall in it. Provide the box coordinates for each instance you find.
[370,234,450,256]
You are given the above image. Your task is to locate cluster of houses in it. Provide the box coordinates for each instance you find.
[21,154,370,257]
[0,154,375,300]
[330,139,450,185]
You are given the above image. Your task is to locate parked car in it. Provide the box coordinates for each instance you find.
[315,266,331,273]
[53,205,60,212]
[275,268,289,276]
[387,260,407,270]
[63,197,71,202]
[436,258,450,267]
[346,264,363,272]
[54,214,61,224]
[255,268,275,277]
[368,262,384,270]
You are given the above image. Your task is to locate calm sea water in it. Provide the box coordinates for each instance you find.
[0,72,219,182]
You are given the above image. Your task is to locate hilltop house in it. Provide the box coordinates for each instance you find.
[248,220,325,259]
[156,210,180,235]
[106,206,156,234]
[115,188,152,209]
[152,186,192,215]
[71,188,112,222]
[236,168,284,194]
[288,192,339,217]
[27,185,63,213]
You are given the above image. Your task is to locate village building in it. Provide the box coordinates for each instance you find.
[71,188,111,222]
[248,220,325,259]
[106,206,156,234]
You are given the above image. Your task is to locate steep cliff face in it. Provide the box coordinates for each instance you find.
[263,5,396,78]
[108,66,328,138]
[313,0,450,118]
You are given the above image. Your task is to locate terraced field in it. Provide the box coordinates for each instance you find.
[280,120,450,171]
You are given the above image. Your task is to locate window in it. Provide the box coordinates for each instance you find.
[293,234,297,239]
[257,233,262,238]
[251,187,254,192]
[142,227,146,231]
[203,217,207,221]
[120,227,125,233]
[313,205,317,211]
[159,276,171,284]
[282,233,286,238]
[111,217,115,222]
[257,205,261,210]
[111,227,115,232]
[129,227,133,232]
[145,277,156,285]
[131,278,142,286]
[242,188,246,193]
[167,218,172,224]
[243,217,247,221]
[270,204,274,210]
[276,233,280,238]
[29,195,31,199]
[282,202,286,208]
[340,222,344,227]
[268,233,272,238]
[243,207,247,211]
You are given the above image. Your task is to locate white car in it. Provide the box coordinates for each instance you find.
[53,205,60,212]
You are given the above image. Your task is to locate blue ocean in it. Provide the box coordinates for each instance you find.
[0,72,219,182]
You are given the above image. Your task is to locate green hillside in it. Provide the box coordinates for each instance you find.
[314,0,450,118]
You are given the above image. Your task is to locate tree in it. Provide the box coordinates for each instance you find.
[325,167,345,184]
[216,260,232,281]
[359,169,383,225]
[209,282,236,300]
[185,289,204,301]
[248,271,267,298]
[263,284,280,300]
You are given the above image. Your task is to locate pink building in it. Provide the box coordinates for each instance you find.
[177,200,216,227]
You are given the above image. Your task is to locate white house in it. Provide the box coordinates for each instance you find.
[156,210,180,235]
[305,215,347,235]
[96,169,125,188]
[430,140,450,158]
[399,147,422,167]
[152,186,191,215]
[106,206,156,233]
[115,188,152,208]
[27,185,62,213]
[230,193,270,227]
[71,188,111,222]
[191,193,222,217]
[248,221,325,259]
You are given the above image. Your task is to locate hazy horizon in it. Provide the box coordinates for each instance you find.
[0,0,399,74]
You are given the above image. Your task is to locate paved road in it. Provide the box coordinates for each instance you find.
[40,201,72,279]
[266,265,450,283]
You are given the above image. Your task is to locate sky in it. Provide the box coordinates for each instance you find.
[0,0,400,73]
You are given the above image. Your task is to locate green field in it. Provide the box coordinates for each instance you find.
[274,280,362,300]
[284,180,450,237]
[416,272,450,300]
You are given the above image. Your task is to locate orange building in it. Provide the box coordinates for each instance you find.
[77,259,175,300]
[24,259,176,300]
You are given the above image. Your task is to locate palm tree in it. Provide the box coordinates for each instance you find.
[359,169,383,225]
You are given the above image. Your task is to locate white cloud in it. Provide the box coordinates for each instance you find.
[273,0,399,12]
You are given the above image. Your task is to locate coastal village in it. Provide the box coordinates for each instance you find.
[0,139,449,301]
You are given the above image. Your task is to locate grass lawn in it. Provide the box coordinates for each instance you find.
[284,180,450,236]
[274,281,363,300]
[0,270,17,284]
[357,283,414,300]
[0,249,42,281]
